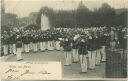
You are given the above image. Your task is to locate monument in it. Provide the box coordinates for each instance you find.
[41,13,50,31]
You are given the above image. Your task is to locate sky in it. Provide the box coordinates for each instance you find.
[4,0,128,18]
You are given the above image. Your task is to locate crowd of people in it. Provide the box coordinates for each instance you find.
[1,26,127,73]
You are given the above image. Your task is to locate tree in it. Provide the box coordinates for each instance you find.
[1,13,19,32]
[76,1,91,27]
[36,3,125,29]
[98,3,117,27]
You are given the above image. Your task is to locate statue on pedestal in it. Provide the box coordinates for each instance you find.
[41,13,50,31]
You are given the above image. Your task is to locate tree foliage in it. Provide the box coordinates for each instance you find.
[1,13,19,32]
[36,2,127,29]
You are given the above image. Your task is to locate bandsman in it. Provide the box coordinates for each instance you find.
[95,32,101,65]
[78,36,88,73]
[2,31,9,56]
[33,34,38,52]
[16,34,23,61]
[87,32,97,69]
[72,34,79,63]
[100,32,108,62]
[55,31,62,50]
[22,34,30,53]
[47,31,54,50]
[39,32,46,51]
[63,36,72,66]
[29,33,34,52]
[8,32,16,55]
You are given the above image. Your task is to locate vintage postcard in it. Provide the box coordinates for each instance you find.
[0,0,128,80]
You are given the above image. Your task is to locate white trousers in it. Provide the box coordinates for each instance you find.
[29,42,33,51]
[72,49,79,62]
[13,44,16,54]
[33,43,38,52]
[37,42,40,50]
[24,44,29,53]
[22,44,25,52]
[3,45,8,56]
[64,51,72,65]
[101,46,106,61]
[9,44,13,54]
[40,42,46,51]
[48,41,54,50]
[16,48,22,61]
[80,55,88,72]
[95,49,101,65]
[88,51,96,69]
[56,41,61,50]
[45,42,48,50]
[51,41,54,50]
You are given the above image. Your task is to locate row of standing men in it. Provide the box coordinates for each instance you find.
[1,28,110,73]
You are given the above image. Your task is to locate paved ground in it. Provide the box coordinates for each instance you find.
[4,50,105,79]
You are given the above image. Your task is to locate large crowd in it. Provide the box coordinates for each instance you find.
[1,26,127,73]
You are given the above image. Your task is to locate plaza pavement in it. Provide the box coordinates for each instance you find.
[4,50,105,79]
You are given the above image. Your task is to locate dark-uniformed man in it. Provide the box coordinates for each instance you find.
[63,36,72,66]
[32,32,39,52]
[39,31,46,51]
[8,31,17,55]
[87,32,97,69]
[2,31,9,56]
[16,34,23,61]
[72,34,80,63]
[22,33,30,53]
[95,32,102,65]
[78,36,88,73]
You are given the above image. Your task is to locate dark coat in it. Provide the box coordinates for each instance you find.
[63,40,72,51]
[8,35,16,44]
[22,36,30,44]
[78,41,88,55]
[72,40,78,49]
[16,37,22,48]
[100,35,108,46]
[87,37,97,51]
[95,37,102,49]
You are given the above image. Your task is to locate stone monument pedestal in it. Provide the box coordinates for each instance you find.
[41,14,50,31]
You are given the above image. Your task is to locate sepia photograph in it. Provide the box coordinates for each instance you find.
[1,0,128,80]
